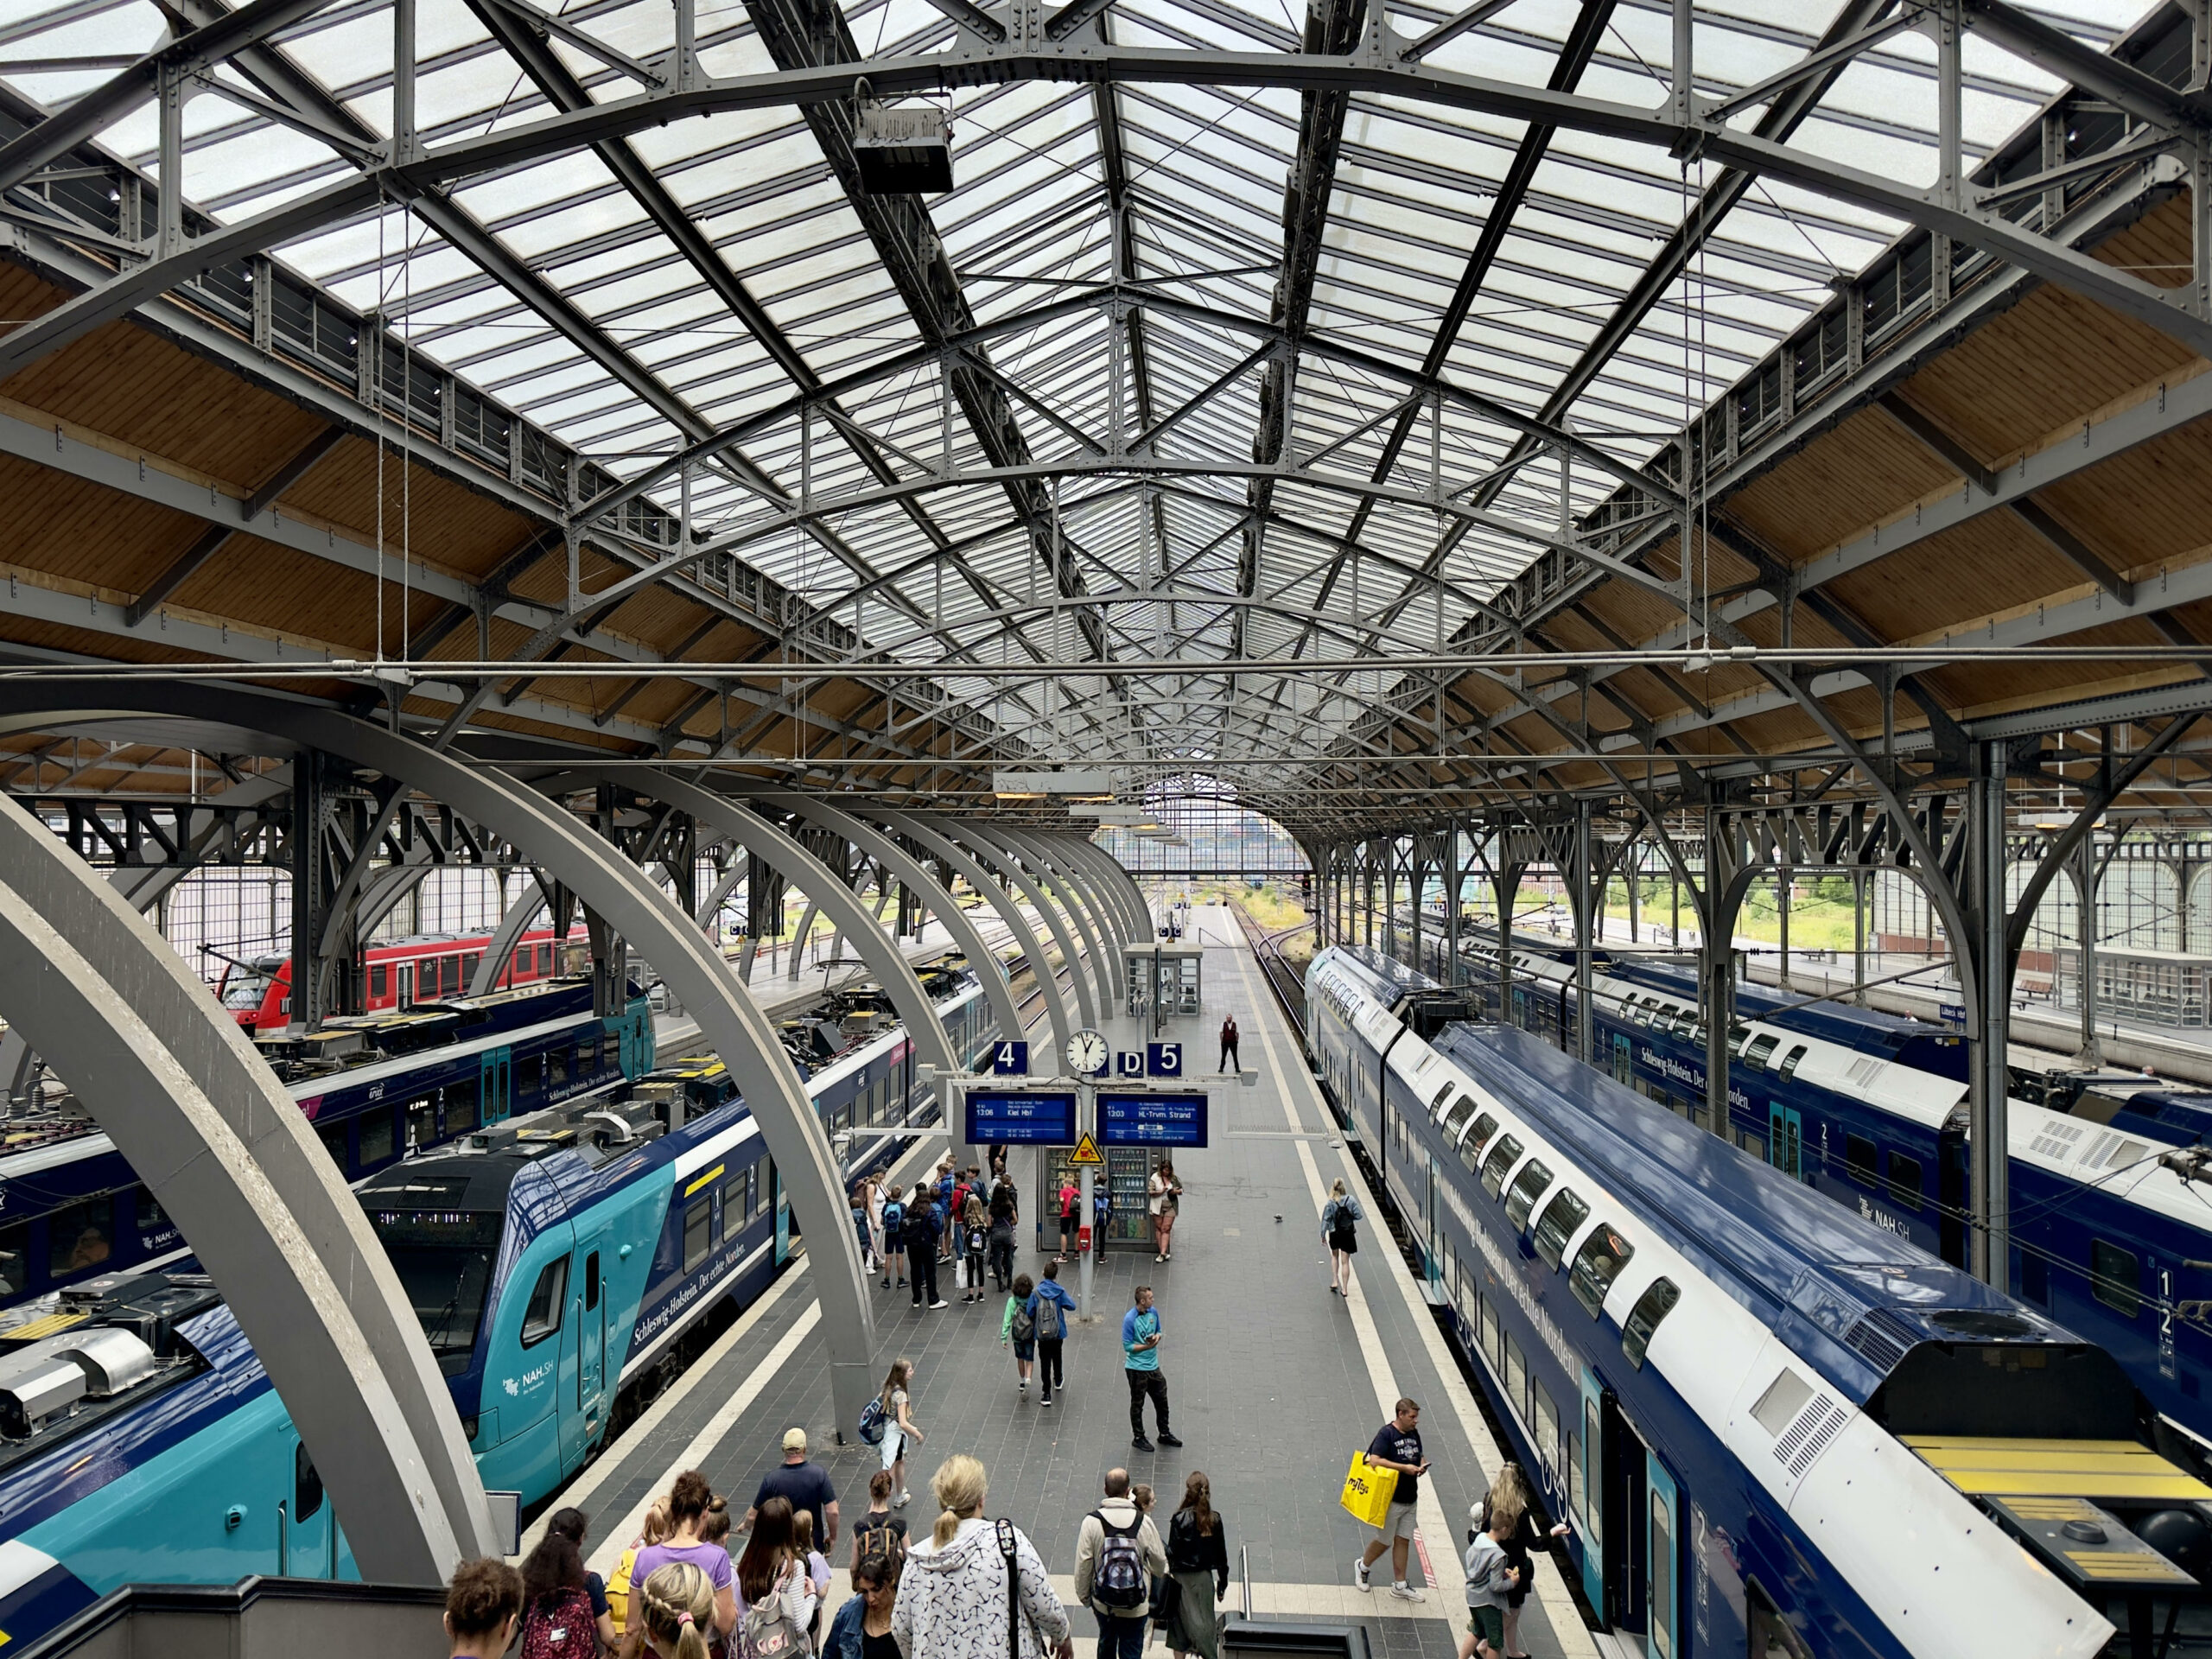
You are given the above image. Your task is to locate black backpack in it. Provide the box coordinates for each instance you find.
[855,1513,906,1566]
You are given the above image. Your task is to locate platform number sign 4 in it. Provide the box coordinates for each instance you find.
[1147,1042,1183,1078]
[991,1040,1029,1077]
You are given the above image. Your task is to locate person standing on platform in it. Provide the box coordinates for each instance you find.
[1147,1161,1183,1262]
[1162,1473,1229,1659]
[446,1559,524,1659]
[1056,1173,1081,1262]
[744,1427,838,1554]
[1122,1287,1181,1451]
[960,1197,989,1303]
[1321,1179,1362,1295]
[626,1471,737,1655]
[906,1192,945,1310]
[892,1454,1072,1659]
[1479,1461,1567,1659]
[988,1179,1019,1292]
[876,1358,924,1509]
[880,1185,907,1292]
[1457,1507,1519,1659]
[1217,1016,1239,1073]
[1353,1399,1429,1602]
[1075,1469,1167,1659]
[1028,1262,1077,1406]
[1002,1271,1039,1395]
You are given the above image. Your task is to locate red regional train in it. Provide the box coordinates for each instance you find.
[215,925,586,1031]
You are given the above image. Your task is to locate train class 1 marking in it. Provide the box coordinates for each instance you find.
[0,964,998,1649]
[1306,941,2212,1659]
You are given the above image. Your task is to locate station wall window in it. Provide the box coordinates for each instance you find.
[519,1257,569,1347]
[2092,1239,2141,1317]
[1887,1152,1923,1210]
[1844,1134,1878,1187]
[50,1195,114,1278]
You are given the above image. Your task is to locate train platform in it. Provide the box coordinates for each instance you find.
[545,905,1604,1659]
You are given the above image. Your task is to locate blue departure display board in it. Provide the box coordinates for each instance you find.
[1097,1091,1208,1148]
[964,1090,1078,1146]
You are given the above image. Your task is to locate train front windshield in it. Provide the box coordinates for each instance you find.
[368,1206,504,1373]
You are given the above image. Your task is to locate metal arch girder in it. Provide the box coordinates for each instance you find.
[861,808,1076,1058]
[0,790,494,1582]
[965,823,1122,1018]
[925,819,1099,1031]
[4,42,2207,391]
[998,826,1131,999]
[561,769,958,1080]
[1051,833,1150,943]
[466,876,555,997]
[0,684,883,1445]
[742,790,1031,1053]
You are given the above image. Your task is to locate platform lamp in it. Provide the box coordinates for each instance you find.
[853,82,955,194]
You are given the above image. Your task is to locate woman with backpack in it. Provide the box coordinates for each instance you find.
[544,1508,619,1655]
[875,1358,924,1508]
[959,1198,989,1304]
[735,1497,818,1659]
[605,1499,671,1635]
[626,1471,736,1656]
[518,1530,601,1659]
[890,1454,1071,1659]
[849,1471,909,1574]
[1000,1272,1037,1395]
[880,1185,907,1292]
[1321,1179,1363,1296]
[1162,1473,1230,1659]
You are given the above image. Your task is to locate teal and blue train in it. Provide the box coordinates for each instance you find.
[0,967,989,1646]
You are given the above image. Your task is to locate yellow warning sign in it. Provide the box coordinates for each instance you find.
[1069,1132,1105,1166]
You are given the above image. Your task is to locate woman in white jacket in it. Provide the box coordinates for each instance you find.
[892,1454,1072,1659]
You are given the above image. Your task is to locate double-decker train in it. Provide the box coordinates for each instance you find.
[1307,942,2212,1657]
[0,963,995,1648]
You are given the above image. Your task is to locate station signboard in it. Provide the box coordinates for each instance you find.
[1096,1090,1208,1148]
[964,1089,1078,1146]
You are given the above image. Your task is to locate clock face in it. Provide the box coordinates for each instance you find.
[1066,1029,1109,1076]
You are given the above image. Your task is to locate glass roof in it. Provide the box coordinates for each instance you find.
[0,0,2154,779]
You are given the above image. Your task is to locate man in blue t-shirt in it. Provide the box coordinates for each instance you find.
[1121,1286,1182,1452]
[1355,1397,1429,1601]
[746,1427,839,1551]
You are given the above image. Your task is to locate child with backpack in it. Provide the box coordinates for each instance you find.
[735,1498,817,1659]
[959,1198,989,1303]
[1027,1262,1077,1406]
[880,1185,906,1291]
[517,1532,600,1659]
[1001,1272,1038,1395]
[849,1470,909,1574]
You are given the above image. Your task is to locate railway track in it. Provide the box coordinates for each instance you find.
[1230,899,1313,1038]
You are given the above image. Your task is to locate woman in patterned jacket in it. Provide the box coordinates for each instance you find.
[891,1454,1071,1659]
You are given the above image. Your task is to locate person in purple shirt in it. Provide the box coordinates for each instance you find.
[626,1471,736,1657]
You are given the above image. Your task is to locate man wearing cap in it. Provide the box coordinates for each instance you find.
[744,1427,839,1550]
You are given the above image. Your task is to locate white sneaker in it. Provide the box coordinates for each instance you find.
[1389,1584,1425,1603]
[895,1489,912,1508]
[1353,1559,1371,1593]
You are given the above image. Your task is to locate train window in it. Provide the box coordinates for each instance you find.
[519,1257,569,1347]
[135,1186,168,1235]
[1532,1187,1589,1269]
[1777,1045,1808,1080]
[406,1097,436,1152]
[537,944,553,975]
[1844,1134,1878,1187]
[444,1080,480,1134]
[461,953,480,991]
[584,1251,600,1313]
[1568,1224,1634,1316]
[370,963,388,1000]
[296,1440,325,1522]
[549,1048,569,1089]
[723,1167,747,1234]
[1458,1116,1493,1173]
[1562,1425,1579,1526]
[1620,1276,1681,1370]
[1481,1294,1503,1373]
[1480,1135,1524,1199]
[0,1221,28,1295]
[1887,1152,1923,1210]
[319,1120,349,1167]
[517,1054,543,1097]
[514,947,531,977]
[1432,1083,1455,1114]
[1441,1096,1481,1141]
[1533,1381,1560,1479]
[1503,1332,1527,1419]
[48,1196,113,1279]
[1745,1033,1779,1070]
[1503,1160,1554,1232]
[360,1109,397,1168]
[1746,1581,1815,1659]
[1649,1490,1675,1647]
[2092,1239,2141,1317]
[1580,1395,1602,1537]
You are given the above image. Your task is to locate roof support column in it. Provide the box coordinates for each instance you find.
[865,810,1075,1058]
[1970,741,2012,1290]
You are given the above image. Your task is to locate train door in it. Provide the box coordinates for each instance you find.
[1426,1154,1442,1285]
[773,1163,792,1262]
[397,962,416,1010]
[575,1241,607,1450]
[1577,1368,1629,1625]
[553,1249,588,1472]
[1610,1032,1633,1087]
[482,1047,512,1123]
[280,1439,335,1579]
[1937,1134,1969,1267]
[1643,1449,1681,1659]
[1769,1105,1802,1179]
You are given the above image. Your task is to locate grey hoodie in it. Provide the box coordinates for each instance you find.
[890,1516,1069,1659]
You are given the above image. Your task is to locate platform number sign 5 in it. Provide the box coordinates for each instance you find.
[991,1041,1029,1077]
[1147,1042,1183,1077]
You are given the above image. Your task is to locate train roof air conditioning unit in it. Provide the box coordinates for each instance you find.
[854,86,954,195]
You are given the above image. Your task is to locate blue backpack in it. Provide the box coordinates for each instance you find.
[883,1200,905,1238]
[857,1395,888,1445]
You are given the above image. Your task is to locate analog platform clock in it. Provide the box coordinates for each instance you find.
[1065,1027,1109,1077]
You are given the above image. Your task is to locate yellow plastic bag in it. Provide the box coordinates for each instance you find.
[1339,1451,1398,1527]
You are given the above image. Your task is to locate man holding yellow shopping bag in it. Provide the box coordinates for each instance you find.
[1351,1399,1429,1601]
